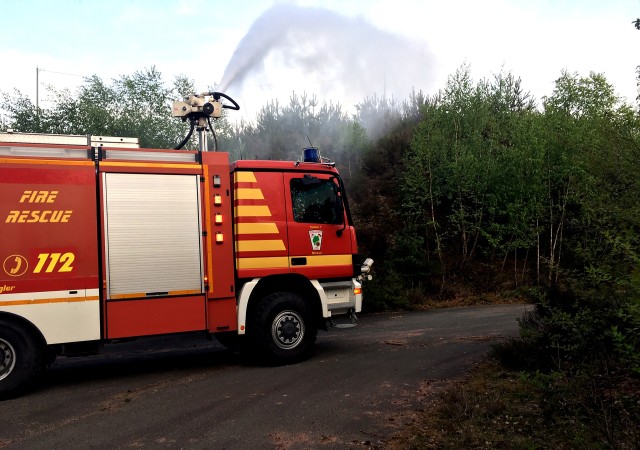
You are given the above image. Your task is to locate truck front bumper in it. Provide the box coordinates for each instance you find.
[320,279,362,317]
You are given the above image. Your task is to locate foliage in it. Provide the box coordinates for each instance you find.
[2,62,639,444]
[387,358,636,450]
[360,67,640,447]
[1,67,219,149]
[226,92,354,162]
[398,66,542,293]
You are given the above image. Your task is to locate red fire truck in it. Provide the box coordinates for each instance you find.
[0,92,373,398]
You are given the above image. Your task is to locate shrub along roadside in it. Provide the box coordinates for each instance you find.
[387,359,553,449]
[373,67,640,449]
[388,352,639,449]
[385,272,639,449]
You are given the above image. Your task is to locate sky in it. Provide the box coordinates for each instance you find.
[0,0,638,124]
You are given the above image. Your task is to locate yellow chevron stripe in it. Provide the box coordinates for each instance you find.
[236,240,286,252]
[236,188,264,200]
[235,171,257,183]
[235,205,271,217]
[236,256,289,269]
[236,223,280,234]
[296,255,353,266]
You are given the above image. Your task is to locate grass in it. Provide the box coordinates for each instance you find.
[386,359,552,449]
[384,353,639,450]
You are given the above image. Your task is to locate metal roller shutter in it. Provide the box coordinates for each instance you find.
[103,173,203,298]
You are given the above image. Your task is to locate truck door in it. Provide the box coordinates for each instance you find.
[284,172,354,279]
[101,171,206,338]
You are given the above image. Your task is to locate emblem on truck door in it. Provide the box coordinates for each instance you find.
[309,230,323,251]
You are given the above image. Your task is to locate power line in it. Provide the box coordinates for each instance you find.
[38,69,86,78]
[36,66,87,111]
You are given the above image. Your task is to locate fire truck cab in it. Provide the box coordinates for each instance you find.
[0,115,372,398]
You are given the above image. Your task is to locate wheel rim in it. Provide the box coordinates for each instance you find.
[0,337,16,382]
[271,310,305,350]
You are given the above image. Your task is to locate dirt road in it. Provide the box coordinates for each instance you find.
[0,304,529,449]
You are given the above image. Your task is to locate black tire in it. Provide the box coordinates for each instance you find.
[0,319,44,400]
[246,292,317,364]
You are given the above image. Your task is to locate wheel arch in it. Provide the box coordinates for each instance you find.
[0,311,47,349]
[237,274,325,335]
[0,311,48,399]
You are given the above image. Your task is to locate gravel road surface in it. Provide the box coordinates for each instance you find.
[0,304,529,449]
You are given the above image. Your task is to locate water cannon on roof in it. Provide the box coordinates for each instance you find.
[173,91,240,152]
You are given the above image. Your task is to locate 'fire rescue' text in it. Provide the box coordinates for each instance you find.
[4,190,73,223]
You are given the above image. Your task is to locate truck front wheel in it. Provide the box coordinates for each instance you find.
[0,319,43,400]
[247,292,317,364]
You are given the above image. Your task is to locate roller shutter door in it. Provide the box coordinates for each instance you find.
[103,173,203,298]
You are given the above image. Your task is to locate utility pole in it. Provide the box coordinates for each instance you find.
[36,66,43,115]
[34,67,84,115]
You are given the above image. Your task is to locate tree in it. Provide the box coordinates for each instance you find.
[0,67,231,150]
[401,66,541,291]
[234,92,352,162]
[634,18,640,104]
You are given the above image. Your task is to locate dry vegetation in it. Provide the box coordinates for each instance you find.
[387,359,550,449]
[386,351,640,450]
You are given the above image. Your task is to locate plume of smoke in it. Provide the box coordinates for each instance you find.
[219,3,434,110]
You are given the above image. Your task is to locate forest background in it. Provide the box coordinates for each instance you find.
[2,59,639,446]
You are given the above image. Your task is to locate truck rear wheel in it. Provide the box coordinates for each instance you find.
[0,319,44,400]
[246,292,316,364]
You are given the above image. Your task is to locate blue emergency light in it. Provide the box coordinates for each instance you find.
[303,147,321,163]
